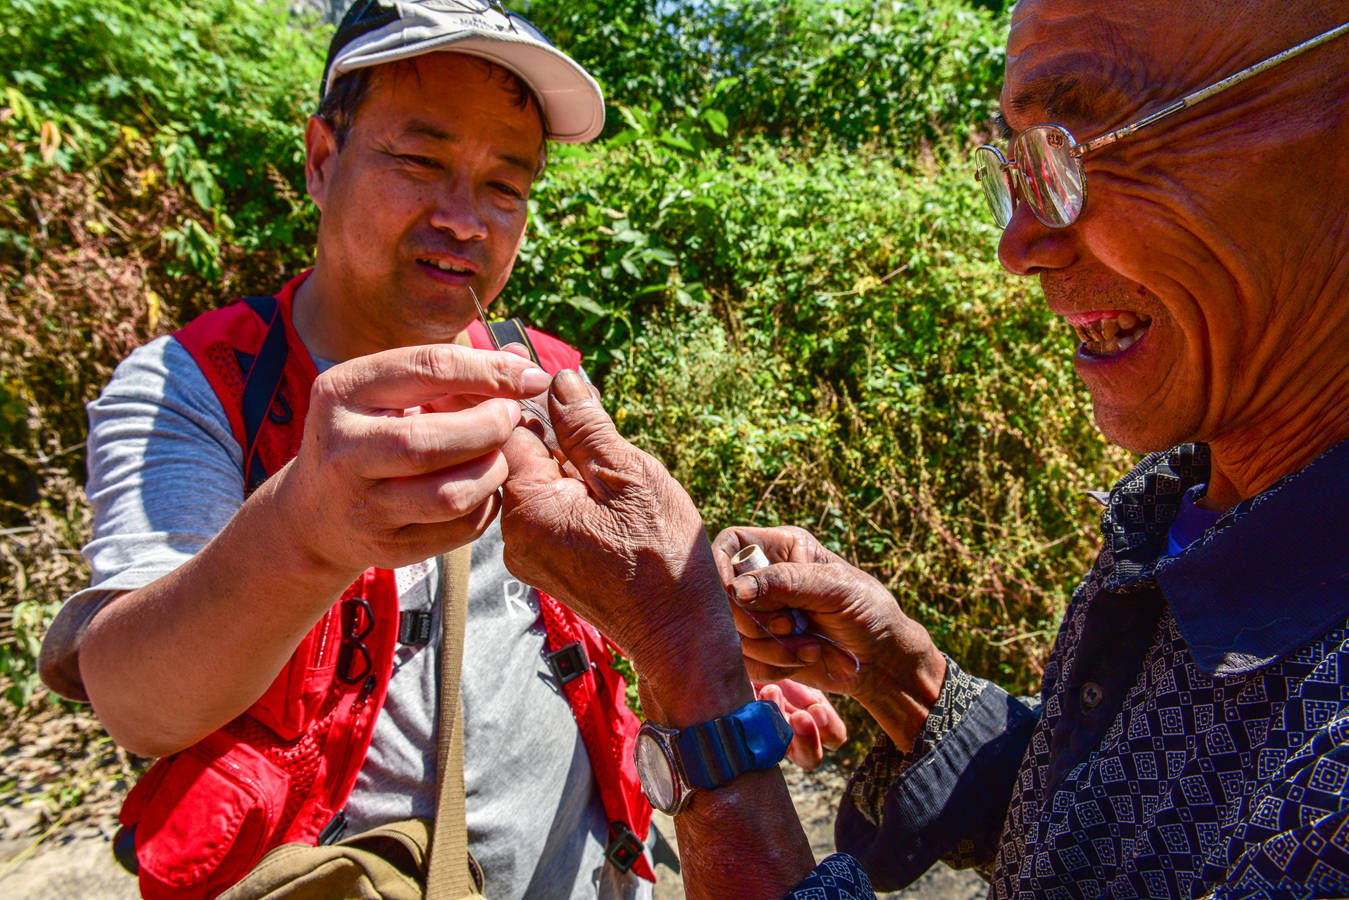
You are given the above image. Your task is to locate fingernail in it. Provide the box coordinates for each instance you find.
[521,367,551,394]
[798,644,822,664]
[519,416,548,441]
[769,616,796,637]
[729,575,759,606]
[810,704,831,729]
[552,369,588,405]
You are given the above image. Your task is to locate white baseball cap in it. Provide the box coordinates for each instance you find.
[321,0,605,143]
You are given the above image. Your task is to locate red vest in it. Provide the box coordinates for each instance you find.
[118,273,652,899]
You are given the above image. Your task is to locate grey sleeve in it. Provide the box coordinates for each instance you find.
[38,336,245,700]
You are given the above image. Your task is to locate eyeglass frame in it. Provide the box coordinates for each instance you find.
[975,19,1349,229]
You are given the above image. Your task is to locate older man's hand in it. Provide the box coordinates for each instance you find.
[714,525,947,751]
[499,371,746,694]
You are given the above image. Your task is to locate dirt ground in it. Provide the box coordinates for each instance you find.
[0,707,986,899]
[650,759,987,900]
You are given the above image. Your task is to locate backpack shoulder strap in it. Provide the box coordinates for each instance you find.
[174,292,311,494]
[464,319,583,375]
[235,296,288,494]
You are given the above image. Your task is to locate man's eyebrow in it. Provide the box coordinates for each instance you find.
[403,119,452,141]
[400,118,539,175]
[991,112,1012,140]
[1007,73,1106,125]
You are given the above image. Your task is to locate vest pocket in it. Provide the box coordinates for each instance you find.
[128,731,290,899]
[250,601,343,739]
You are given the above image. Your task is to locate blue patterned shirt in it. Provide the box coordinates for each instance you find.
[787,440,1349,899]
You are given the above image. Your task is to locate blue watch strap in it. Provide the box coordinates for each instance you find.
[674,700,793,791]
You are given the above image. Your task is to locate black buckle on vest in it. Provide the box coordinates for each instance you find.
[605,821,644,873]
[545,641,590,685]
[318,810,348,845]
[398,609,433,646]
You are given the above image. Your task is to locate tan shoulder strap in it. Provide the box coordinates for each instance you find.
[426,545,473,897]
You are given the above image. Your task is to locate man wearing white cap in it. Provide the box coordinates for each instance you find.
[37,2,709,897]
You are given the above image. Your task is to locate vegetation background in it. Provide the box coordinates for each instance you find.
[0,0,1129,855]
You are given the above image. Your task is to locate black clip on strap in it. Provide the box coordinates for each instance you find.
[545,641,590,685]
[605,821,644,873]
[398,609,434,646]
[486,318,541,366]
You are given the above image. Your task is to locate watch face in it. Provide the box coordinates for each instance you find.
[635,732,678,811]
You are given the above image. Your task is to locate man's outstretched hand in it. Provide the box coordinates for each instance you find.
[714,524,947,751]
[274,343,552,581]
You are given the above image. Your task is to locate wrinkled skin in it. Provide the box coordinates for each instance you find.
[997,0,1349,509]
[500,372,816,900]
[500,371,745,691]
[713,525,946,751]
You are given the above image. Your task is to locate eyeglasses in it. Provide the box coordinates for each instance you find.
[337,594,375,685]
[974,20,1349,230]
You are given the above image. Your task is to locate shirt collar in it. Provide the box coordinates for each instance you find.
[1098,439,1349,677]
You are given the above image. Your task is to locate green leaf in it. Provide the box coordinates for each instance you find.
[657,134,696,153]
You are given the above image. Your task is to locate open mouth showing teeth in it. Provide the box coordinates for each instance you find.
[420,258,473,275]
[1072,311,1152,357]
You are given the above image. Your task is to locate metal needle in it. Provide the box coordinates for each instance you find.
[468,285,554,436]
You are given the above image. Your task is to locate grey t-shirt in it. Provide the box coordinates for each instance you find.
[65,335,650,900]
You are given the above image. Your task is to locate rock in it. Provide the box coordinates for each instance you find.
[0,830,138,900]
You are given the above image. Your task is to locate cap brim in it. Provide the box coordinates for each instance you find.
[326,28,605,143]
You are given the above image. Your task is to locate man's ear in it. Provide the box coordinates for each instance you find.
[304,115,339,212]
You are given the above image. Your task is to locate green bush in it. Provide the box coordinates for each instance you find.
[522,0,1007,149]
[556,140,1130,697]
[0,0,324,264]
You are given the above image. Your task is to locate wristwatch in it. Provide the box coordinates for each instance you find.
[633,699,793,815]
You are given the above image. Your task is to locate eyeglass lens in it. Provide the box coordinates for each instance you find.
[337,595,375,684]
[976,125,1088,229]
[974,147,1015,228]
[1014,126,1085,227]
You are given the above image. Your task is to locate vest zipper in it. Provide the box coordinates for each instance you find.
[326,677,377,811]
[312,606,337,669]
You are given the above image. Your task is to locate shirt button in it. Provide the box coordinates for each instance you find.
[1080,682,1104,711]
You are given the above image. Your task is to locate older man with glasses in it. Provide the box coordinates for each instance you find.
[495,1,1349,898]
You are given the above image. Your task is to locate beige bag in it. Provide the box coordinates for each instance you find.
[223,547,480,899]
[218,819,432,900]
